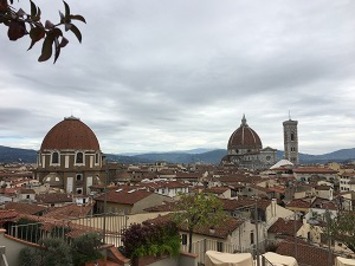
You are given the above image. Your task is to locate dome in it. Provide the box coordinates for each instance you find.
[40,116,100,151]
[227,115,262,150]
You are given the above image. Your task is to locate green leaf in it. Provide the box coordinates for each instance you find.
[63,1,70,17]
[69,24,82,43]
[38,35,53,62]
[69,14,86,24]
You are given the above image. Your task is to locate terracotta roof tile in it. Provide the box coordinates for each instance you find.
[276,239,335,266]
[0,209,19,221]
[40,116,100,151]
[43,204,92,219]
[268,218,303,236]
[5,202,47,215]
[146,214,244,239]
[95,187,152,205]
[36,193,73,204]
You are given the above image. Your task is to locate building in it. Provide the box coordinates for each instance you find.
[283,118,299,165]
[34,116,105,195]
[221,115,277,170]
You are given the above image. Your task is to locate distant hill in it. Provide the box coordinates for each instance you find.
[2,145,355,165]
[130,149,227,164]
[0,145,37,163]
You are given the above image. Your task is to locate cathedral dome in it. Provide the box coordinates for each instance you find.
[227,115,262,151]
[40,116,100,151]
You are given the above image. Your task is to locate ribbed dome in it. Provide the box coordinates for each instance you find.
[40,116,100,151]
[227,115,262,150]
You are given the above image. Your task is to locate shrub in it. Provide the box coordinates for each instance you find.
[122,221,181,258]
[71,232,103,266]
[19,232,103,266]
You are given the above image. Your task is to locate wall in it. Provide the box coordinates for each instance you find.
[0,229,40,266]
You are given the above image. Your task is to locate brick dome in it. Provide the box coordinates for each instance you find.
[227,115,262,150]
[40,116,100,151]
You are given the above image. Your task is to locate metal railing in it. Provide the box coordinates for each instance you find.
[7,213,128,247]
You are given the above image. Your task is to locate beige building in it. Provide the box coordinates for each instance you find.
[94,187,171,214]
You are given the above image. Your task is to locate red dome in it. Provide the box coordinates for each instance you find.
[40,116,100,151]
[228,115,262,150]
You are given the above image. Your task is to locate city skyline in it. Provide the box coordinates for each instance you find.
[1,1,355,155]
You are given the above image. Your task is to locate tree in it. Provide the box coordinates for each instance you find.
[19,237,74,266]
[19,233,103,266]
[173,193,226,253]
[328,210,355,252]
[121,221,181,259]
[0,0,85,63]
[71,232,103,266]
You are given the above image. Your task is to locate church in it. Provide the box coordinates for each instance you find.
[33,116,105,195]
[221,115,277,170]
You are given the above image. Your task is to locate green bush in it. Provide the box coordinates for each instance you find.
[122,221,181,258]
[19,232,103,266]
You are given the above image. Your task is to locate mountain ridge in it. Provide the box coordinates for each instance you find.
[1,145,355,164]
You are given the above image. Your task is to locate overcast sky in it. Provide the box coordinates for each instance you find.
[1,0,355,155]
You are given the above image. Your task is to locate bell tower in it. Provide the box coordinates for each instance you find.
[283,115,298,165]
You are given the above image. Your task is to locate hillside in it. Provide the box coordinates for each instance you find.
[2,145,355,165]
[0,145,38,163]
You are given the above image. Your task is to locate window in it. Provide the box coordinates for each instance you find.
[76,174,83,181]
[95,153,99,164]
[250,232,254,245]
[290,133,295,141]
[181,234,187,245]
[76,152,83,164]
[52,152,59,164]
[217,242,223,252]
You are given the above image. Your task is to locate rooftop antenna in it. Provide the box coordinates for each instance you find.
[288,110,291,120]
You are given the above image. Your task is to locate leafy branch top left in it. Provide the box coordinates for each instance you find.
[0,0,86,63]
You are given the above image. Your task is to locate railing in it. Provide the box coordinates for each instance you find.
[7,213,128,247]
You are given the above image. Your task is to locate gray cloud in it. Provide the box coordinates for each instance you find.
[1,0,355,155]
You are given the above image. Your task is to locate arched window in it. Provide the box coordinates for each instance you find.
[52,152,59,164]
[290,133,295,141]
[76,152,83,164]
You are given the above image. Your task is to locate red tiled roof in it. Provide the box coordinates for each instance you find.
[0,209,19,221]
[146,214,244,239]
[276,239,335,266]
[203,187,230,195]
[40,116,100,151]
[286,199,311,209]
[36,193,73,203]
[293,167,338,174]
[268,218,303,236]
[95,187,152,205]
[227,116,262,150]
[221,198,271,212]
[5,202,47,215]
[43,204,92,219]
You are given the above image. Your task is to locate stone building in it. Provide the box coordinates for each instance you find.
[283,118,299,165]
[34,116,105,195]
[221,115,277,170]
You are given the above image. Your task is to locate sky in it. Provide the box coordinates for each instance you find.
[1,0,355,155]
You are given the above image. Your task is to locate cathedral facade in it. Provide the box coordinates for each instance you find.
[221,115,277,170]
[34,116,105,195]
